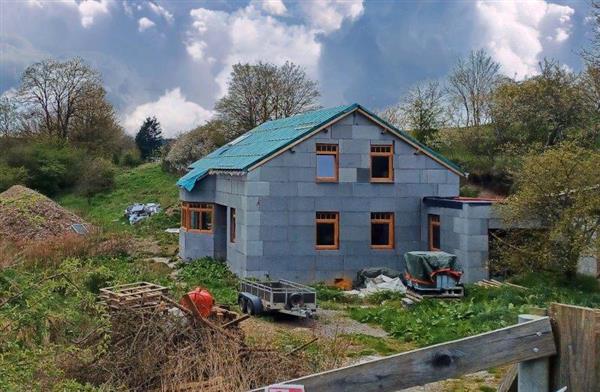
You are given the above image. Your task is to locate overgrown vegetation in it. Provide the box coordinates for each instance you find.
[349,273,600,347]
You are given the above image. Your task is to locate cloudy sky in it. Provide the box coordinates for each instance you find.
[0,0,594,137]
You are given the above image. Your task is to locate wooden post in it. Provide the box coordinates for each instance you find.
[518,314,549,392]
[548,303,600,392]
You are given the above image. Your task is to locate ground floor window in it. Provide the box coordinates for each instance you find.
[316,212,339,250]
[428,214,440,250]
[230,208,236,243]
[371,212,394,249]
[181,202,213,233]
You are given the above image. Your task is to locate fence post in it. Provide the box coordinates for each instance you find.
[518,314,550,392]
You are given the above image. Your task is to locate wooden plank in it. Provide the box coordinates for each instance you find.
[222,314,250,328]
[265,317,555,392]
[548,303,600,392]
[496,364,517,392]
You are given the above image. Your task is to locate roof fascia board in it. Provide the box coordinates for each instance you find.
[246,108,356,172]
[355,107,466,177]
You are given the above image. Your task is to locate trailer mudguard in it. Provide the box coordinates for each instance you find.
[238,292,263,315]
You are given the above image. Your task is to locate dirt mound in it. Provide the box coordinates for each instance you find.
[0,185,88,241]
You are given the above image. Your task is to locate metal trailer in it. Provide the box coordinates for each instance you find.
[238,279,317,318]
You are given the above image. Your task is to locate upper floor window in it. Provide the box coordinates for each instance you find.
[428,214,440,250]
[316,144,338,182]
[230,208,236,243]
[371,212,394,249]
[370,144,394,183]
[181,202,213,233]
[316,211,339,250]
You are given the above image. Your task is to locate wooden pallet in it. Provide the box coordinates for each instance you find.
[99,282,169,310]
[476,279,528,290]
[402,286,464,307]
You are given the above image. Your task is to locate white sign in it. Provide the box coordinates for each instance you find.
[266,384,305,392]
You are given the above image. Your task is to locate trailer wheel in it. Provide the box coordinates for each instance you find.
[287,292,304,308]
[238,297,247,314]
[246,299,255,315]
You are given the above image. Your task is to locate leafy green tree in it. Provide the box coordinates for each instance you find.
[500,142,600,278]
[77,158,116,203]
[490,60,590,147]
[135,117,163,160]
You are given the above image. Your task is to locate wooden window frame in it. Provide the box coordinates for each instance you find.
[428,214,441,251]
[230,208,236,243]
[181,202,214,234]
[315,211,339,250]
[370,144,394,183]
[316,143,339,183]
[371,212,395,249]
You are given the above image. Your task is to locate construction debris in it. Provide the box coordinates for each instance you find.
[99,282,169,311]
[476,279,528,290]
[124,202,161,224]
[0,185,89,242]
[345,274,407,298]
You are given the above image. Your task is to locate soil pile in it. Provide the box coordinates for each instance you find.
[0,185,88,241]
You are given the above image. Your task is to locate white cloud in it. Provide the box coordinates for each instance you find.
[122,1,133,17]
[77,0,112,28]
[476,0,574,79]
[185,2,363,97]
[299,0,364,33]
[123,88,213,137]
[255,0,287,16]
[148,1,173,23]
[138,17,155,32]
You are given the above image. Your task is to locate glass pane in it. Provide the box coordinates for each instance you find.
[316,222,335,246]
[317,155,336,178]
[371,223,390,246]
[432,225,440,249]
[372,156,390,178]
[191,211,200,229]
[201,211,212,231]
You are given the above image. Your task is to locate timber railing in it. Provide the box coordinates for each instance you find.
[255,303,600,392]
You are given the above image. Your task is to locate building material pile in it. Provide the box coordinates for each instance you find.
[0,185,89,242]
[124,202,161,224]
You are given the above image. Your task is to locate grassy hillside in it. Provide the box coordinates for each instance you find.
[59,163,180,241]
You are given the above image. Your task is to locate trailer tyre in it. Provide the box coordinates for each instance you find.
[246,300,255,315]
[238,297,247,314]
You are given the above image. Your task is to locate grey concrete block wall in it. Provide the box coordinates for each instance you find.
[423,201,493,283]
[180,111,461,283]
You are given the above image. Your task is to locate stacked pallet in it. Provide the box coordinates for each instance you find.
[99,282,169,311]
[401,290,423,307]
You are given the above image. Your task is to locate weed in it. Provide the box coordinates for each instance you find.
[177,258,239,305]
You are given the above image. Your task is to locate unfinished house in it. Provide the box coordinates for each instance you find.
[177,104,497,283]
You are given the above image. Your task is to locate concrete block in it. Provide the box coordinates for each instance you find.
[464,204,491,219]
[339,168,357,183]
[244,211,261,226]
[316,255,344,271]
[396,227,420,241]
[260,226,288,241]
[369,197,395,211]
[281,152,314,167]
[257,197,288,211]
[289,198,315,211]
[447,173,460,185]
[245,241,263,256]
[344,256,370,271]
[288,168,315,183]
[341,212,368,226]
[399,183,436,197]
[263,240,293,256]
[298,182,323,197]
[340,139,370,154]
[288,212,313,226]
[460,235,489,252]
[397,197,420,212]
[288,240,317,256]
[246,181,270,196]
[438,184,459,197]
[266,182,298,197]
[421,169,448,184]
[242,225,261,241]
[396,170,420,183]
[258,167,288,181]
[261,211,287,226]
[315,197,342,210]
[288,225,314,241]
[343,225,366,241]
[352,125,385,139]
[339,153,363,168]
[288,256,316,271]
[331,124,353,139]
[343,198,368,211]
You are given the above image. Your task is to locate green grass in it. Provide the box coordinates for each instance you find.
[177,258,240,305]
[349,272,600,347]
[59,163,179,231]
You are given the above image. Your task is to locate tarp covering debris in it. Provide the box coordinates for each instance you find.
[125,203,161,225]
[345,274,406,297]
[404,251,461,284]
[354,267,402,288]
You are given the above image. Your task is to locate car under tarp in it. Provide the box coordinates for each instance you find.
[404,251,462,287]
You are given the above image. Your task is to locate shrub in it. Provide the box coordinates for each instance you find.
[77,158,116,201]
[0,163,28,192]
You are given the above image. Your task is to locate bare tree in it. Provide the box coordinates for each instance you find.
[581,1,600,67]
[215,62,320,135]
[17,57,102,140]
[0,96,19,137]
[448,49,500,127]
